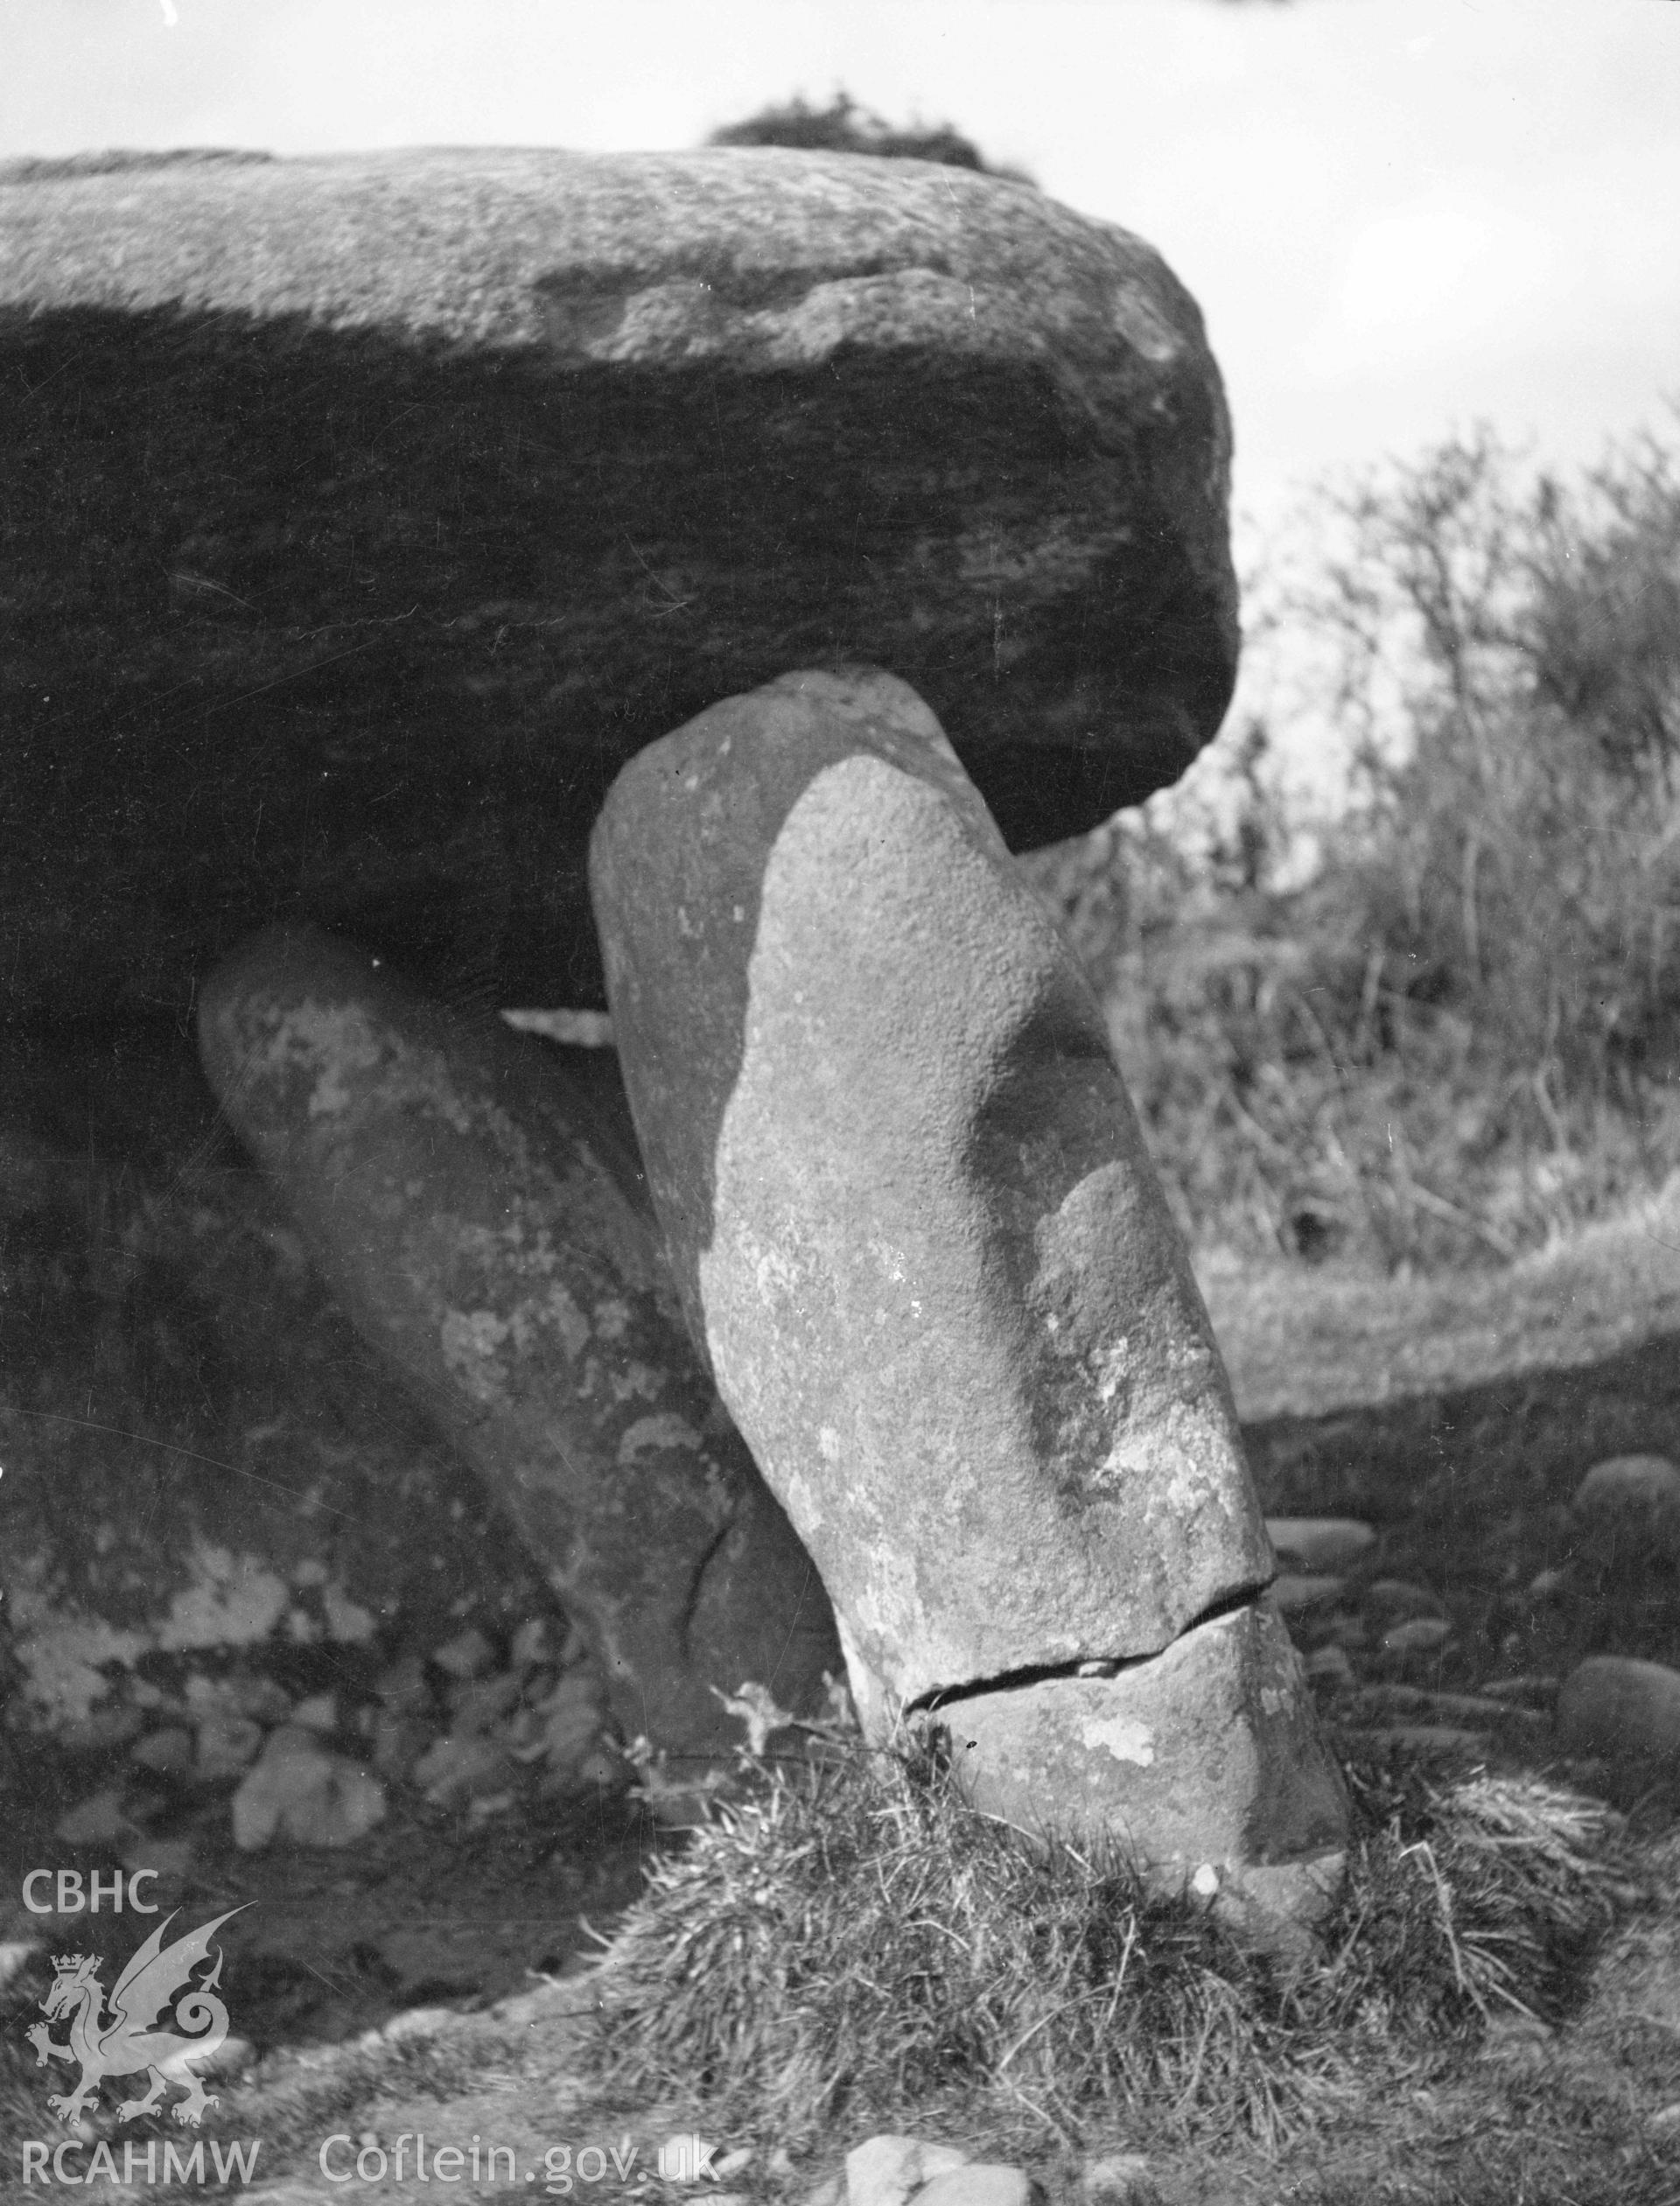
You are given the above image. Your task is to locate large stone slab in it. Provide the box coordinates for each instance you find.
[589,667,1276,1724]
[1,145,1235,1031]
[196,923,842,1774]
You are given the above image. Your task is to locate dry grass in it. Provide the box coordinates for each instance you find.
[1196,1167,1680,1426]
[1315,1757,1626,2042]
[583,1727,1632,2158]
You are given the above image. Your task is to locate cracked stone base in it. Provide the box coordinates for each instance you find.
[934,1593,1349,1945]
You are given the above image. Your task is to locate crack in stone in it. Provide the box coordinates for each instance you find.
[906,1577,1273,1715]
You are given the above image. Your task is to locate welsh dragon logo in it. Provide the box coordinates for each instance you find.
[25,1908,247,2129]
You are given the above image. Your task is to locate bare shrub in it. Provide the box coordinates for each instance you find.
[1036,421,1680,1275]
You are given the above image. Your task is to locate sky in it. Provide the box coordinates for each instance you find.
[7,0,1679,793]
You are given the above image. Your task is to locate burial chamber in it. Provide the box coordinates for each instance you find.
[0,146,1344,1943]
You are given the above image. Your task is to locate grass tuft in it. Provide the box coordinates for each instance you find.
[583,1728,1633,2154]
[1316,1757,1623,2045]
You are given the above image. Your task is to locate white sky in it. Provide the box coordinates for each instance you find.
[7,0,1679,791]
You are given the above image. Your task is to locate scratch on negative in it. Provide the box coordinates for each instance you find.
[3,1406,353,1519]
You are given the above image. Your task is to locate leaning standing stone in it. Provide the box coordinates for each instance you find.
[590,667,1347,1929]
[198,925,842,1782]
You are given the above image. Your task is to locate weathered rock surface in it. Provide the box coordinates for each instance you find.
[845,2134,973,2206]
[914,2171,1035,2206]
[1571,1453,1680,1566]
[1555,1656,1680,1769]
[231,1724,387,1852]
[591,667,1274,1716]
[944,1595,1347,1937]
[0,1082,558,1749]
[1271,1572,1347,1614]
[1,144,1235,1033]
[1264,1516,1376,1573]
[591,665,1344,1913]
[1379,1615,1453,1658]
[196,923,842,1772]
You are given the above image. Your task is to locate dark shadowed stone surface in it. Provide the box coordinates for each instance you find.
[0,1070,564,1740]
[1571,1454,1680,1567]
[942,1593,1348,1938]
[1,144,1236,1033]
[195,924,841,1772]
[590,667,1277,1729]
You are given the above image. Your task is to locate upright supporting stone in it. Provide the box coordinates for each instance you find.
[590,667,1347,1935]
[198,925,842,1783]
